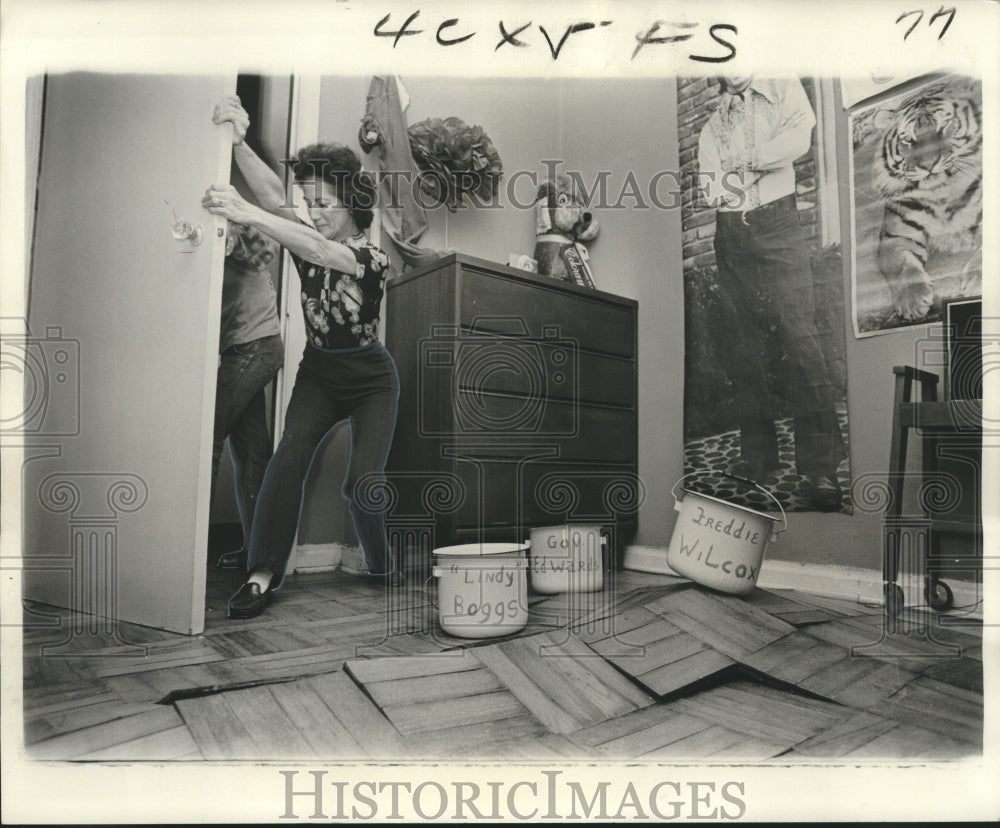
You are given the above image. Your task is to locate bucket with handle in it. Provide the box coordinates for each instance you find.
[528,524,607,594]
[665,473,787,595]
[431,542,530,638]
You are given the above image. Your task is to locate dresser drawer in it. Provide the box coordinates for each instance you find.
[420,335,634,408]
[422,396,635,461]
[459,268,635,359]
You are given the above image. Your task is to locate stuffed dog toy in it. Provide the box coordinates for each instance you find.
[533,174,600,288]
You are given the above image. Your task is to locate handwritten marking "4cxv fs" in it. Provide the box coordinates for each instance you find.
[374,12,738,63]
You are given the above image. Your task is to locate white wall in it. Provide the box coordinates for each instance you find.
[292,74,949,579]
[297,76,686,551]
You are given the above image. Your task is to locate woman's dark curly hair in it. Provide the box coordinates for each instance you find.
[291,143,377,231]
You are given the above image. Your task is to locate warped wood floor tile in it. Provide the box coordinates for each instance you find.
[469,631,654,734]
[27,703,188,760]
[345,651,548,757]
[175,670,405,760]
[668,681,855,753]
[644,588,797,660]
[577,607,736,698]
[20,565,984,762]
[567,703,786,760]
[789,710,979,759]
[738,587,854,626]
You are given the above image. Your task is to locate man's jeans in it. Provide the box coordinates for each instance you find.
[211,334,284,545]
[713,194,846,479]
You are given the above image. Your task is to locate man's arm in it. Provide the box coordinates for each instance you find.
[750,78,816,171]
[214,95,298,218]
[232,143,290,215]
[698,120,761,209]
[697,122,728,208]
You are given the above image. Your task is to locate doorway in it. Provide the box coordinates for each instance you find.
[207,73,293,569]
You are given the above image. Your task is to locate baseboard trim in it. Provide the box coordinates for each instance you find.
[293,542,363,574]
[623,545,982,616]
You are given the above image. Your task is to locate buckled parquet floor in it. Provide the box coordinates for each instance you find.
[20,559,983,762]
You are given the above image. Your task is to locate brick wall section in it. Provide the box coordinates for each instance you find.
[677,76,820,272]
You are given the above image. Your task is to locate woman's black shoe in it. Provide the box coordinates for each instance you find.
[216,548,247,570]
[227,581,270,619]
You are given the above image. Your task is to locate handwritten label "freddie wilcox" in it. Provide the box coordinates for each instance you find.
[688,505,761,546]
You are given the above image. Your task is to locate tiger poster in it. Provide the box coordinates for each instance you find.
[848,73,983,337]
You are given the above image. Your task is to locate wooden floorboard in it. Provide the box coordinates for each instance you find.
[23,654,95,690]
[572,605,663,645]
[345,645,543,744]
[645,589,797,660]
[346,651,482,683]
[776,590,883,618]
[363,665,506,708]
[306,671,406,756]
[175,693,260,759]
[105,661,260,704]
[28,704,186,760]
[869,676,983,747]
[798,655,918,709]
[806,615,972,673]
[638,649,737,697]
[218,685,319,758]
[567,582,689,633]
[843,723,980,759]
[20,568,983,762]
[76,639,228,678]
[382,690,529,736]
[21,678,118,715]
[471,644,582,734]
[77,724,204,761]
[205,625,328,659]
[739,588,850,625]
[402,714,550,758]
[571,706,709,758]
[502,733,601,759]
[670,681,854,749]
[472,632,653,733]
[918,655,983,694]
[586,623,735,698]
[25,697,148,745]
[740,631,851,686]
[268,680,366,757]
[788,711,905,758]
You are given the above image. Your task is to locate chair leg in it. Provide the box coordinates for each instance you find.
[884,373,911,612]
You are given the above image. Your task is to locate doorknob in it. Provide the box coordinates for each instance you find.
[171,218,204,246]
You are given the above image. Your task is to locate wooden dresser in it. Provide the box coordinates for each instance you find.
[384,253,639,572]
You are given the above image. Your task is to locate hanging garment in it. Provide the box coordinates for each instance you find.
[358,75,451,271]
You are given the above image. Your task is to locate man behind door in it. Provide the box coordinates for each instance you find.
[697,74,845,511]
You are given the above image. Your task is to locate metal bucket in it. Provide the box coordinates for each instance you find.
[529,524,606,594]
[432,542,529,638]
[666,474,786,595]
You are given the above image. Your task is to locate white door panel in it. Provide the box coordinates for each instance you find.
[23,72,234,635]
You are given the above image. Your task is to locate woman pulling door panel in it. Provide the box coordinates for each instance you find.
[203,95,400,620]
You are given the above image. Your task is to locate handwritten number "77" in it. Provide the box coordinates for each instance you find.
[896,6,956,40]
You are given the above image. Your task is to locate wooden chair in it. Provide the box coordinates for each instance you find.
[884,365,983,617]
